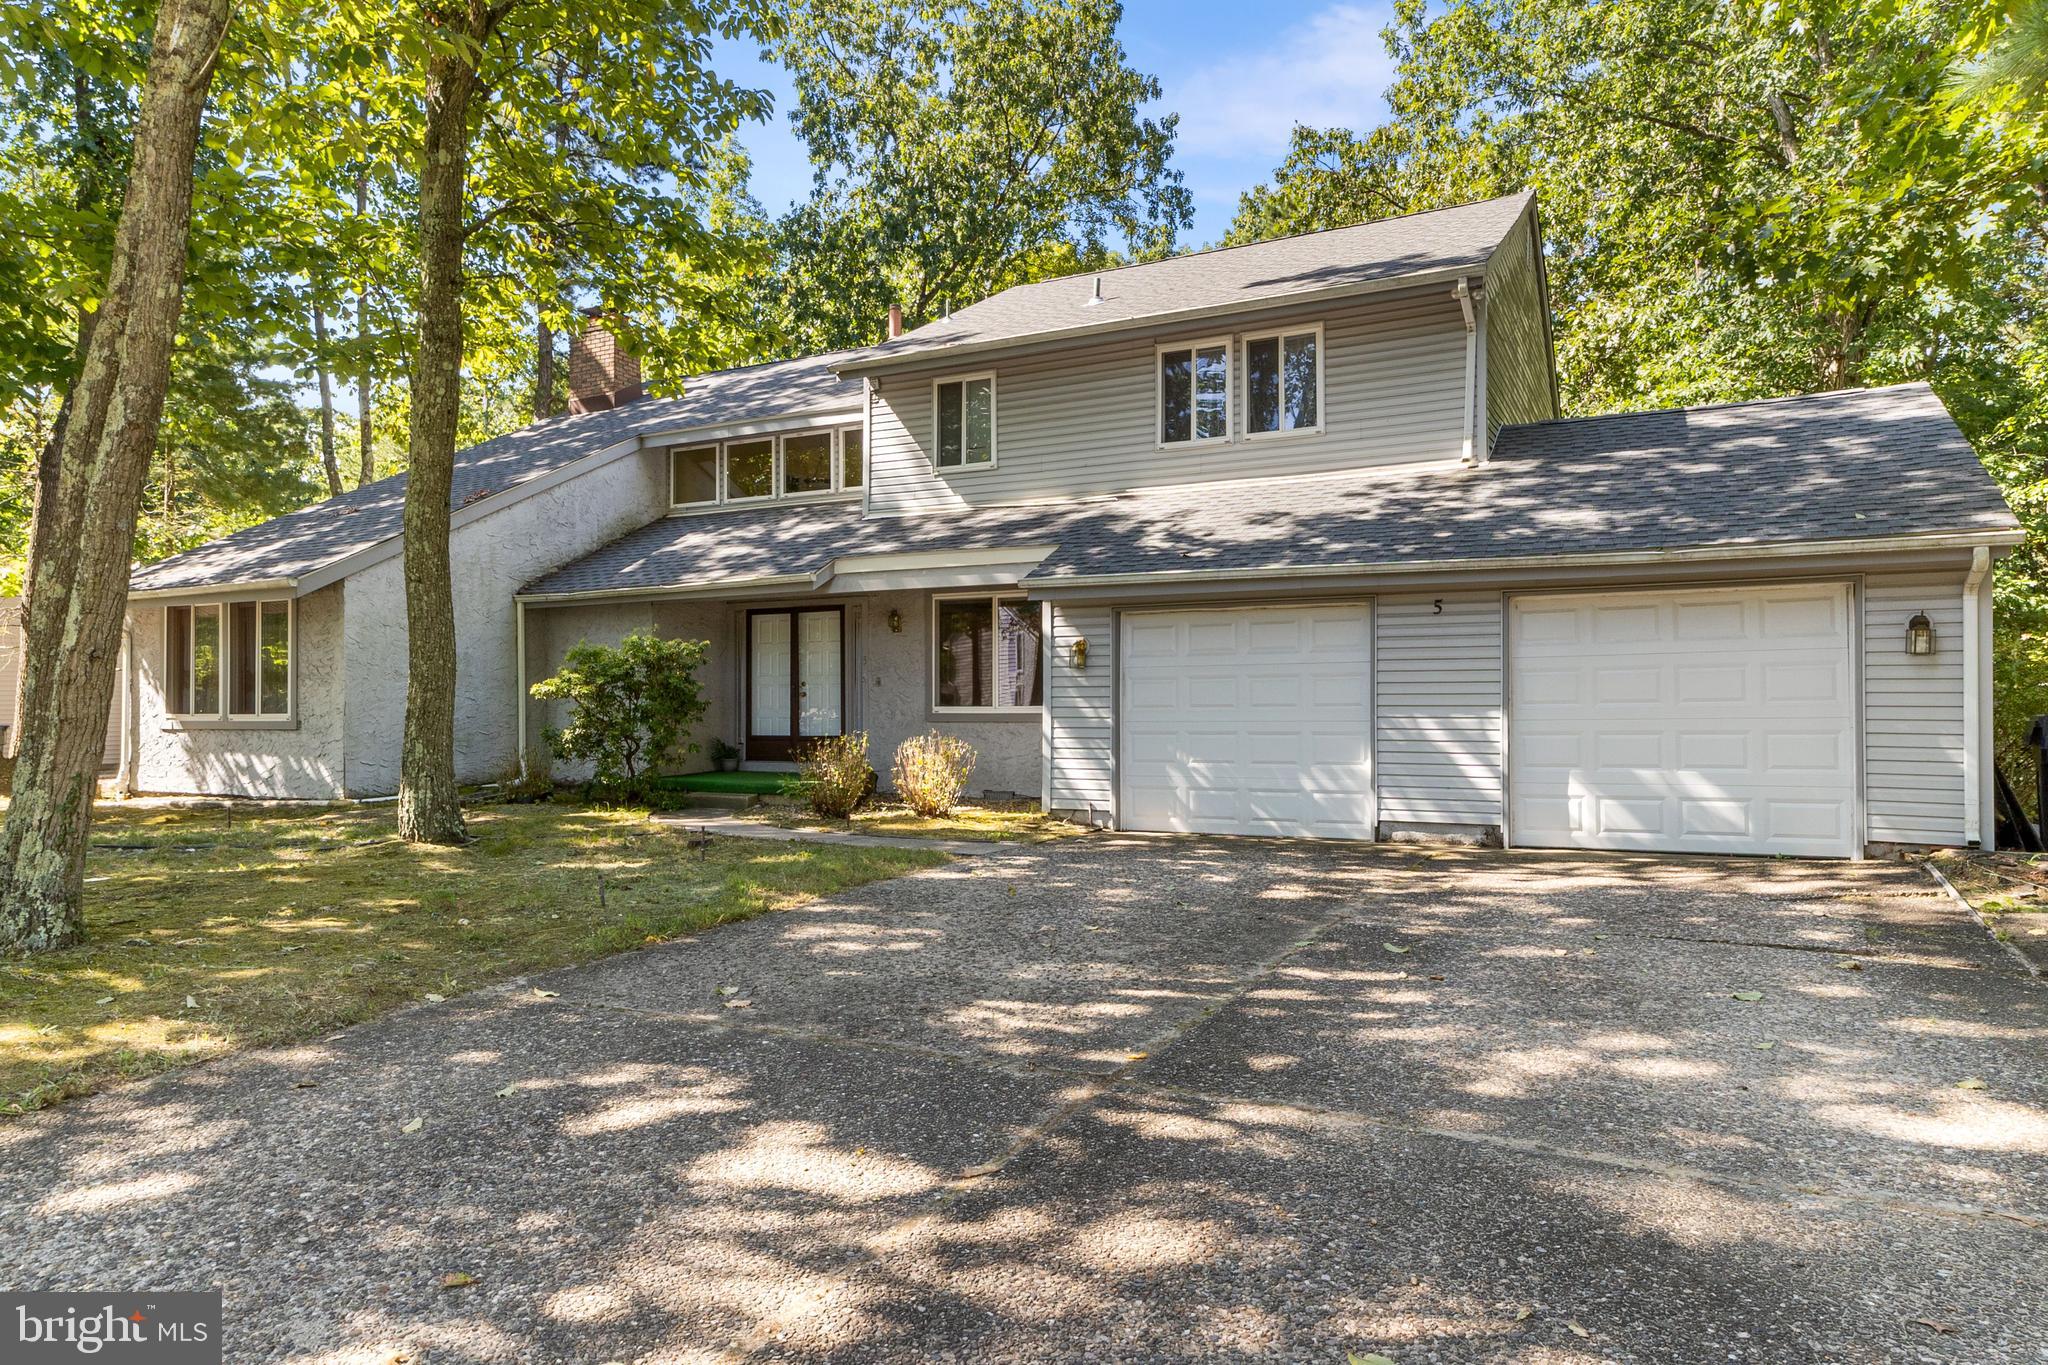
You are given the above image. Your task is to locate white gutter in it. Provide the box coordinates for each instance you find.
[1027,528,2025,592]
[515,572,815,606]
[1964,544,1992,847]
[1455,277,1479,465]
[129,577,298,603]
[116,621,135,797]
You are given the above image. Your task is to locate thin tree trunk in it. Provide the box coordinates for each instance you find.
[311,302,344,496]
[0,0,231,952]
[534,316,553,419]
[397,14,486,846]
[355,163,374,486]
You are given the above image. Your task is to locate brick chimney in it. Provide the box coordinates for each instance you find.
[567,309,644,414]
[887,304,903,339]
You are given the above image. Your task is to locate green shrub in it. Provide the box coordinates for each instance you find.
[893,731,976,817]
[529,633,708,797]
[798,732,877,818]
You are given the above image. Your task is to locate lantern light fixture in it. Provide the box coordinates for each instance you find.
[1905,611,1935,656]
[1071,636,1089,670]
[887,609,903,633]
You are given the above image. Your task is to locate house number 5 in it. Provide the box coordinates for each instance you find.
[1432,598,1444,615]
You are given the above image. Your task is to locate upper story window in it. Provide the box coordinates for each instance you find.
[1245,324,1322,437]
[934,375,995,469]
[1158,338,1230,446]
[669,425,863,510]
[166,598,291,720]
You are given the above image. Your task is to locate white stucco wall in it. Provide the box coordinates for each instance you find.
[528,588,1043,799]
[339,448,672,796]
[130,587,347,799]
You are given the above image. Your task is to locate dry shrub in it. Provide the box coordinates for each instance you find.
[893,731,977,818]
[798,732,876,818]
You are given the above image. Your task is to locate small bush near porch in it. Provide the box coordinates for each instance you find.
[0,802,942,1115]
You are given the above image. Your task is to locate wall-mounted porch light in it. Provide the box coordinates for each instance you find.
[1071,636,1089,670]
[1905,611,1936,656]
[887,609,903,633]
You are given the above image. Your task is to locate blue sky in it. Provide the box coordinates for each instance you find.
[711,1,1399,248]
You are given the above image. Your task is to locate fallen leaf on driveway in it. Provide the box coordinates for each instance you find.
[1956,1077,1988,1091]
[717,985,741,997]
[438,1272,477,1290]
[1348,1354,1396,1365]
[424,993,446,1003]
[533,989,559,999]
[1731,991,1763,1002]
[1383,943,1411,955]
[1754,1041,1776,1050]
[1836,960,1864,972]
[1127,1052,1148,1061]
[400,1116,424,1134]
[1567,1320,1591,1338]
[1914,1318,1956,1335]
[95,996,113,1005]
[494,1084,517,1099]
[724,999,753,1009]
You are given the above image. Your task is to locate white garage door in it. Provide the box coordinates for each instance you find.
[1120,605,1374,838]
[1509,584,1857,857]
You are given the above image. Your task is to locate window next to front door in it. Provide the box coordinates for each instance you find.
[747,607,845,761]
[932,595,1043,712]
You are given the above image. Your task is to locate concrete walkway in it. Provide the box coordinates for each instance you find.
[1,839,2042,1363]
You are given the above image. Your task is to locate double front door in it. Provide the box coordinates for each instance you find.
[747,608,844,762]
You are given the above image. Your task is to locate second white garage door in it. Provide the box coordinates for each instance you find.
[1508,584,1858,857]
[1120,605,1374,838]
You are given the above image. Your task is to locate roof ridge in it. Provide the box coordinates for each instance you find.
[1497,381,1934,435]
[927,190,1535,309]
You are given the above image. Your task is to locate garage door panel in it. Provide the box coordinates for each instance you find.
[1510,585,1856,857]
[1120,606,1373,840]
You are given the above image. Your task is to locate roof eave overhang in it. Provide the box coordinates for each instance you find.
[128,577,300,602]
[830,264,1483,378]
[1023,527,2026,597]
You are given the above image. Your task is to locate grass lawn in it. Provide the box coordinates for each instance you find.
[0,801,945,1115]
[729,798,1094,843]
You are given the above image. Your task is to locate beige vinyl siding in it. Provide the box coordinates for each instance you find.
[1863,571,1968,846]
[0,605,121,770]
[1482,214,1553,446]
[868,287,1470,516]
[1046,603,1115,823]
[1375,593,1504,829]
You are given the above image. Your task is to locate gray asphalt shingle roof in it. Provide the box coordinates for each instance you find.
[522,383,2016,598]
[836,193,1535,369]
[130,351,863,593]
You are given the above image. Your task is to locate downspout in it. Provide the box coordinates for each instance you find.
[1964,546,1991,848]
[116,619,136,797]
[1454,278,1479,465]
[515,598,529,785]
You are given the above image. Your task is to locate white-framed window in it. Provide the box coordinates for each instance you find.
[933,374,996,469]
[668,426,866,509]
[165,598,292,720]
[840,424,864,490]
[1158,337,1232,446]
[1244,323,1323,438]
[670,444,719,505]
[931,593,1043,712]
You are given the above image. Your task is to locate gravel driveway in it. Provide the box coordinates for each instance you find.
[2,837,2043,1363]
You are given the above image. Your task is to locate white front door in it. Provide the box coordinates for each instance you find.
[1508,584,1858,857]
[1119,605,1375,839]
[748,608,843,761]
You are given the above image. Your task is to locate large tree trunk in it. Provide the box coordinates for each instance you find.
[0,0,231,952]
[312,302,344,496]
[534,316,554,419]
[396,25,482,846]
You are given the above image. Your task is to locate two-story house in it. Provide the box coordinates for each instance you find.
[119,192,2021,857]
